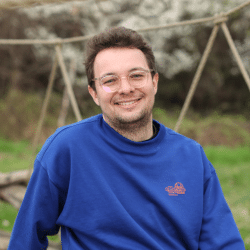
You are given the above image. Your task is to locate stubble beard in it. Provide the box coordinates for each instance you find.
[104,101,154,133]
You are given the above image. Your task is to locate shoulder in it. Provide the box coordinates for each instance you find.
[157,122,201,149]
[165,125,209,159]
[158,122,215,178]
[37,114,102,161]
[57,114,101,135]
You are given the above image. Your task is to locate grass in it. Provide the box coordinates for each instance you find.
[204,146,250,166]
[0,139,33,173]
[204,146,250,249]
[0,138,250,248]
[153,108,250,147]
[0,201,18,232]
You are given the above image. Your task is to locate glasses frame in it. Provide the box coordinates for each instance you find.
[93,69,155,93]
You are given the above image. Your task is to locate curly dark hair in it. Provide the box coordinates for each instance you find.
[85,27,157,90]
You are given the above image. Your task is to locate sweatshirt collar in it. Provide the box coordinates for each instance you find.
[99,115,166,155]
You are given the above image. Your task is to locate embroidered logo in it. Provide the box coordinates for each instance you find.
[165,182,186,196]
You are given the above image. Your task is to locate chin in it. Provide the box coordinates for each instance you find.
[115,111,151,125]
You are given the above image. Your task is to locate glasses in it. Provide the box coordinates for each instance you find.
[93,69,154,93]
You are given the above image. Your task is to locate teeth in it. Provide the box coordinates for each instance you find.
[119,101,136,106]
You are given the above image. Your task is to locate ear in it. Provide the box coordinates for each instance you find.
[152,73,159,94]
[88,85,100,106]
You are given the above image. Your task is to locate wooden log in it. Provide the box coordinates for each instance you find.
[0,230,62,249]
[0,185,26,210]
[0,231,10,250]
[0,170,31,187]
[0,238,9,250]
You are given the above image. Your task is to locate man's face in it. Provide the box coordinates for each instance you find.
[88,47,158,129]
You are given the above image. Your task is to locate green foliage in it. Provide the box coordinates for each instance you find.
[153,108,250,147]
[0,139,29,156]
[153,107,178,130]
[204,146,250,166]
[0,139,32,173]
[0,90,44,141]
[0,90,101,143]
[203,146,250,249]
[0,202,18,232]
[215,163,250,249]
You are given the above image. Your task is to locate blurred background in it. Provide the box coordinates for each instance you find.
[0,0,249,144]
[0,0,249,249]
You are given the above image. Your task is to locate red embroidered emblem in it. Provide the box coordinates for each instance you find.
[165,182,186,196]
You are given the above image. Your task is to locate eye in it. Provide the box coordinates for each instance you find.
[101,75,118,85]
[130,71,146,80]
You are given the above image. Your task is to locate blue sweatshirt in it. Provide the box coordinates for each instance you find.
[8,114,244,249]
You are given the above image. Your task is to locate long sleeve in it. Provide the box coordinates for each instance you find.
[198,161,245,249]
[8,159,62,249]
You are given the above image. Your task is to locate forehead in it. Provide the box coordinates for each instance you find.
[94,48,148,77]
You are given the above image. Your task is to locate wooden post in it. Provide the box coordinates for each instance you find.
[55,45,82,122]
[31,55,58,151]
[221,22,250,92]
[174,24,220,132]
[57,58,77,127]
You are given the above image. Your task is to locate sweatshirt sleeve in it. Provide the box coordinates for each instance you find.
[8,159,63,249]
[198,158,245,249]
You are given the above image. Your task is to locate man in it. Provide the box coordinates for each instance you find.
[8,27,244,249]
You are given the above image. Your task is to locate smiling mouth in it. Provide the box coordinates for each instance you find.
[115,98,142,106]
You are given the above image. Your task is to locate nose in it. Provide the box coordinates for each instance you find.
[118,76,135,94]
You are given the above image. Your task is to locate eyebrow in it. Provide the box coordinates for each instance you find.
[100,72,116,78]
[129,67,147,72]
[101,67,147,78]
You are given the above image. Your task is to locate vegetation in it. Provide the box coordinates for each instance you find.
[153,107,250,147]
[207,146,250,249]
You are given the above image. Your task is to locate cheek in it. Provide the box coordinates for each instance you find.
[98,93,113,107]
[146,85,157,98]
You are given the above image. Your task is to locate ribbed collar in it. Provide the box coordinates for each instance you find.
[97,115,167,156]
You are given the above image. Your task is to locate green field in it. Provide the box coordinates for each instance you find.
[0,138,250,248]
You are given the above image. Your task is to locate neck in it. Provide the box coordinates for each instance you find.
[103,115,154,142]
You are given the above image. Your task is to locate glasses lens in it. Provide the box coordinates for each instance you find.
[101,75,118,92]
[129,70,148,87]
[100,70,149,92]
